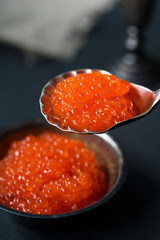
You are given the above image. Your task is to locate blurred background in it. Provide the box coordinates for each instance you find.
[0,0,160,239]
[0,0,159,129]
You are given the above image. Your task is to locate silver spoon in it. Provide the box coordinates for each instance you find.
[40,69,160,134]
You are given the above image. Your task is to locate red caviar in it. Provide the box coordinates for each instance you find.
[45,71,139,132]
[0,131,107,214]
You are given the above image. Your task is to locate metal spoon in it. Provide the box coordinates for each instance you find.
[40,69,160,134]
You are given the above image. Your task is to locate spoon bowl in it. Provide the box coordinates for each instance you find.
[40,69,160,134]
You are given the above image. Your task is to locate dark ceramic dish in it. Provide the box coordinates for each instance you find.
[0,120,127,228]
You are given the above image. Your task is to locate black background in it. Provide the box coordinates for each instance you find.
[0,2,160,239]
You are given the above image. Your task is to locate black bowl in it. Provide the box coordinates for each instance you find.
[0,120,127,228]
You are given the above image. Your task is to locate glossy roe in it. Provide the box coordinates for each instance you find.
[45,71,140,132]
[0,131,108,214]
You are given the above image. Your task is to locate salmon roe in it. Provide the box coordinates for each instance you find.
[0,131,108,215]
[44,71,139,132]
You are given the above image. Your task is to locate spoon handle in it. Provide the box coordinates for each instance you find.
[155,89,160,100]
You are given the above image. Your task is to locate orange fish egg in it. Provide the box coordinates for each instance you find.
[0,131,108,215]
[48,71,139,132]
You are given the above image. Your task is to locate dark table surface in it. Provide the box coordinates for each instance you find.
[0,2,160,240]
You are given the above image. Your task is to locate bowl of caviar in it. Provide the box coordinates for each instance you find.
[0,120,127,227]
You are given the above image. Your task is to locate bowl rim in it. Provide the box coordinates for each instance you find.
[0,119,127,219]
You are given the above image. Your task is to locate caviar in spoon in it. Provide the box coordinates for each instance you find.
[40,69,160,134]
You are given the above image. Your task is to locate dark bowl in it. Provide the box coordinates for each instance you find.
[0,120,127,228]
